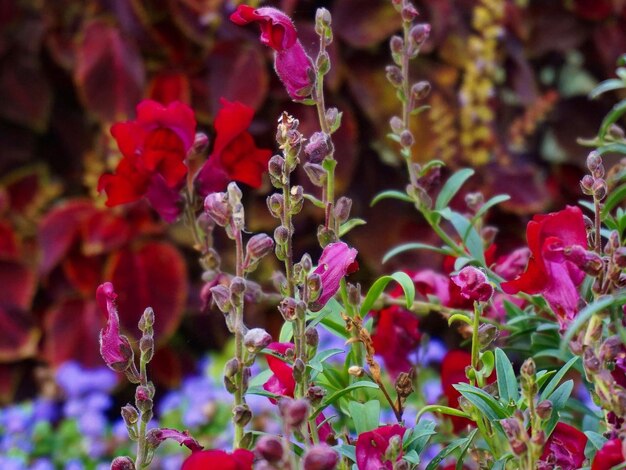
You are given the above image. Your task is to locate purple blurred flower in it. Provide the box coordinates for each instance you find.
[56,361,117,398]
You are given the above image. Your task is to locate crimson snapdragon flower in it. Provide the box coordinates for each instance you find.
[355,424,406,470]
[181,449,254,470]
[538,422,587,470]
[96,282,133,372]
[230,6,313,100]
[310,242,358,311]
[98,100,196,222]
[195,98,272,197]
[262,342,332,443]
[502,206,588,328]
[592,438,626,470]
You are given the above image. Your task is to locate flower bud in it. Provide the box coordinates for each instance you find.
[401,3,419,21]
[317,225,337,247]
[279,398,309,427]
[325,107,340,131]
[400,129,414,147]
[409,23,430,46]
[268,154,284,178]
[279,297,298,321]
[411,81,431,101]
[390,35,404,55]
[347,283,361,306]
[580,174,595,195]
[111,457,136,470]
[521,358,536,378]
[583,348,601,373]
[210,284,231,313]
[138,308,155,333]
[613,247,626,268]
[121,404,139,426]
[536,400,553,420]
[334,197,352,224]
[246,234,274,260]
[191,132,210,155]
[274,225,289,245]
[135,386,152,413]
[386,65,403,87]
[301,253,313,272]
[290,185,304,215]
[305,326,319,347]
[478,323,499,349]
[204,192,230,226]
[256,435,284,463]
[233,404,252,427]
[267,193,284,218]
[244,328,272,353]
[139,336,154,362]
[304,163,327,186]
[395,372,414,399]
[390,116,404,134]
[600,336,623,362]
[308,273,322,301]
[305,132,332,164]
[348,365,364,377]
[563,245,604,277]
[307,385,326,405]
[293,358,305,381]
[593,179,607,201]
[224,357,240,379]
[465,192,484,212]
[586,151,602,173]
[315,7,332,28]
[303,445,339,470]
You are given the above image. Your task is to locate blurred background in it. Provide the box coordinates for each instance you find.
[1,0,625,426]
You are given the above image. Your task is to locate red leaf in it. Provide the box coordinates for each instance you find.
[0,304,39,362]
[75,19,145,122]
[0,260,36,309]
[43,298,103,368]
[38,199,94,275]
[208,41,269,115]
[104,241,188,343]
[62,252,105,297]
[81,210,131,257]
[0,221,19,260]
[333,0,402,48]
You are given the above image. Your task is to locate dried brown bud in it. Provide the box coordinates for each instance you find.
[279,297,298,321]
[583,348,601,373]
[395,372,414,398]
[308,385,326,405]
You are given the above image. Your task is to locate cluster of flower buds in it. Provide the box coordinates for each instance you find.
[580,151,607,202]
[404,161,442,209]
[451,266,494,303]
[605,231,626,289]
[204,182,246,240]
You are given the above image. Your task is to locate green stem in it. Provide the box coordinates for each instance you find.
[470,301,481,385]
[233,228,246,448]
[135,357,148,469]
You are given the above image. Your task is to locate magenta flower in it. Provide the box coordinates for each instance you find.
[310,242,358,311]
[355,424,407,470]
[450,266,494,303]
[592,438,625,470]
[182,449,254,470]
[230,5,313,100]
[538,422,587,470]
[146,428,203,452]
[502,206,588,327]
[96,282,133,372]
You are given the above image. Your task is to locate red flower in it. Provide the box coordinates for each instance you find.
[355,424,406,470]
[592,438,625,470]
[195,99,271,197]
[230,6,313,99]
[262,342,332,443]
[146,428,202,452]
[371,279,421,379]
[538,422,587,470]
[98,100,196,221]
[502,206,588,328]
[309,242,358,311]
[181,449,254,470]
[440,350,474,432]
[612,345,626,388]
[96,282,133,372]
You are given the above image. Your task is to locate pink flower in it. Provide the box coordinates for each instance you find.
[538,422,587,470]
[195,99,271,197]
[98,100,196,222]
[146,428,203,452]
[310,242,358,311]
[592,438,626,470]
[96,282,133,372]
[355,425,406,470]
[230,6,313,99]
[502,206,588,328]
[450,266,494,303]
[182,449,254,470]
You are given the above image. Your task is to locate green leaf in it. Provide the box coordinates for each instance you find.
[491,457,512,470]
[248,369,273,388]
[348,400,380,435]
[303,193,326,209]
[279,322,293,342]
[311,381,379,418]
[410,104,431,116]
[543,380,574,435]
[602,183,626,217]
[596,142,626,156]
[338,218,366,237]
[247,386,282,401]
[439,209,486,265]
[589,78,625,99]
[435,169,475,210]
[371,190,413,206]
[424,432,475,470]
[454,384,509,419]
[359,272,416,316]
[335,444,356,462]
[383,242,455,263]
[495,348,519,404]
[599,99,626,141]
[585,431,608,450]
[539,356,579,401]
[456,429,478,470]
[471,194,511,221]
[404,420,437,454]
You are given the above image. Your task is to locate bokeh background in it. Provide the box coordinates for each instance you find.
[1,0,625,415]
